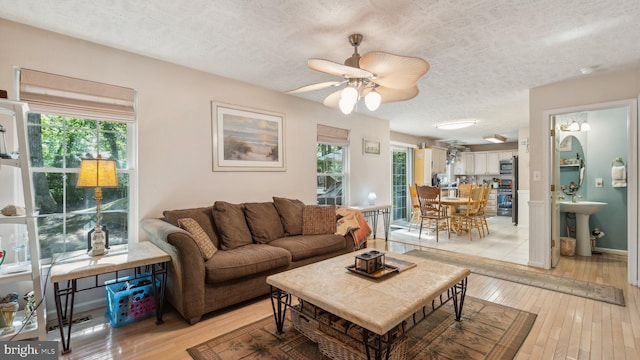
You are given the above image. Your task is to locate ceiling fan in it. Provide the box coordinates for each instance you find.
[287,34,430,114]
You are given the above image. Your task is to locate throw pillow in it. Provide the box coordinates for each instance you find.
[273,197,305,236]
[212,201,253,250]
[163,206,220,249]
[302,205,337,235]
[244,202,285,243]
[177,218,218,260]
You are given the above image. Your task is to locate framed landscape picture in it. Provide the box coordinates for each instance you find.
[212,102,285,171]
[363,138,380,155]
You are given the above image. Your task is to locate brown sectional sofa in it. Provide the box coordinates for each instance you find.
[140,197,361,325]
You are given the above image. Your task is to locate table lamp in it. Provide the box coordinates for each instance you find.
[77,154,118,256]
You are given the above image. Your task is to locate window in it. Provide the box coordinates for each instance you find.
[391,147,409,221]
[316,125,349,206]
[317,144,345,205]
[28,114,133,258]
[18,68,136,259]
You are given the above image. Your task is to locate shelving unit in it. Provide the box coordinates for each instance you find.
[0,99,46,340]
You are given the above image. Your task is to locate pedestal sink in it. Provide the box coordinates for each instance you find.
[559,201,607,256]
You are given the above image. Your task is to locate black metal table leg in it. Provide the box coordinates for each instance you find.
[362,328,393,360]
[54,279,77,355]
[381,208,391,240]
[269,286,291,333]
[150,262,168,325]
[451,277,468,321]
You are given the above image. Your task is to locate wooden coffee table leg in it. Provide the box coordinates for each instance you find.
[269,286,291,333]
[451,277,468,321]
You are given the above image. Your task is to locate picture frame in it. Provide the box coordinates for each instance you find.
[212,102,285,171]
[363,138,381,155]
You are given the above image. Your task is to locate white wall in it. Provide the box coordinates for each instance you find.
[0,19,392,243]
[528,68,640,270]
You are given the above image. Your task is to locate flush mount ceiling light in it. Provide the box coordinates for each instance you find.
[483,134,507,143]
[433,119,477,130]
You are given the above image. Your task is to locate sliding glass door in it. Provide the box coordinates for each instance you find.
[391,146,412,223]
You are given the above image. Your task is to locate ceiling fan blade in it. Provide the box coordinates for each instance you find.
[322,89,343,108]
[286,81,345,94]
[363,86,419,103]
[359,51,429,89]
[308,58,373,79]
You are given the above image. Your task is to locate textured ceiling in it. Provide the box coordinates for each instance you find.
[1,0,639,144]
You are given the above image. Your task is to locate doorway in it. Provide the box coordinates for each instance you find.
[541,99,638,284]
[390,145,413,224]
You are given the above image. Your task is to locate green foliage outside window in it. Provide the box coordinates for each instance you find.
[27,113,130,258]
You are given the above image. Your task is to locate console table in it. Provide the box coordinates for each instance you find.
[349,204,392,240]
[50,242,170,354]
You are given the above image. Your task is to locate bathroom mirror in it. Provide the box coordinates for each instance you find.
[559,135,585,195]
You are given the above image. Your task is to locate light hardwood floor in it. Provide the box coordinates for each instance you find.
[50,239,640,359]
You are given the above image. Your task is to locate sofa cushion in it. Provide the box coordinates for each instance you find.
[302,205,337,235]
[204,244,291,284]
[177,218,218,260]
[164,206,219,249]
[273,197,305,236]
[212,201,253,250]
[244,202,285,243]
[269,234,346,262]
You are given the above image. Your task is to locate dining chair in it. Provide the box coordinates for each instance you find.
[408,185,421,231]
[478,184,491,236]
[415,185,450,242]
[458,187,484,240]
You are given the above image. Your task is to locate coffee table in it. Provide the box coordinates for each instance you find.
[266,250,470,360]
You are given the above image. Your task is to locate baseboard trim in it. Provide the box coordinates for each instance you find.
[593,247,628,256]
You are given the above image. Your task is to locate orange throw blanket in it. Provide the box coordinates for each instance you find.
[336,207,371,249]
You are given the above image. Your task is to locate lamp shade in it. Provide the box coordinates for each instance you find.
[77,155,118,188]
[365,90,381,111]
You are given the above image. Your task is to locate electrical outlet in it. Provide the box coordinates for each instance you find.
[595,178,603,187]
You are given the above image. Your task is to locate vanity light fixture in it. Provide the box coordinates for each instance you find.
[434,119,477,130]
[580,120,590,131]
[483,134,506,143]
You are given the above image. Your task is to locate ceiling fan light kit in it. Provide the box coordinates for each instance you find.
[287,33,429,115]
[483,134,507,143]
[434,119,477,130]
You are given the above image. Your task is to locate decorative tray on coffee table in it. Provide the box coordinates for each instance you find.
[345,264,399,279]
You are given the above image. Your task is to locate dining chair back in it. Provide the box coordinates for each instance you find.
[408,185,421,231]
[415,185,450,242]
[459,187,484,240]
[478,184,491,235]
[457,183,477,199]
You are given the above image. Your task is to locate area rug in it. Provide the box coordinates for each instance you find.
[406,249,625,306]
[187,296,536,360]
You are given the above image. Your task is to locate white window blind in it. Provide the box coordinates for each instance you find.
[317,124,349,145]
[19,68,136,122]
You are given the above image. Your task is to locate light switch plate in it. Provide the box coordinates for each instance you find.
[533,171,541,181]
[595,178,603,187]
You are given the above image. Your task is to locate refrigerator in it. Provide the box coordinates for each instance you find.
[498,155,518,225]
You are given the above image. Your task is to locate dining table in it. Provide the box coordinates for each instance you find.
[439,197,475,235]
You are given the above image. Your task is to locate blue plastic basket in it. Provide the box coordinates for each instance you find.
[105,273,159,328]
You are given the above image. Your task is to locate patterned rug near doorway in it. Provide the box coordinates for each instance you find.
[406,249,625,306]
[187,296,536,360]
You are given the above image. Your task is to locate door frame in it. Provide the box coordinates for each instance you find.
[539,99,638,284]
[390,141,417,223]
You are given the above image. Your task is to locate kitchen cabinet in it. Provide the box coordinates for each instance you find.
[0,99,46,341]
[414,147,447,185]
[499,151,517,160]
[454,152,474,175]
[474,151,500,175]
[486,188,498,215]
